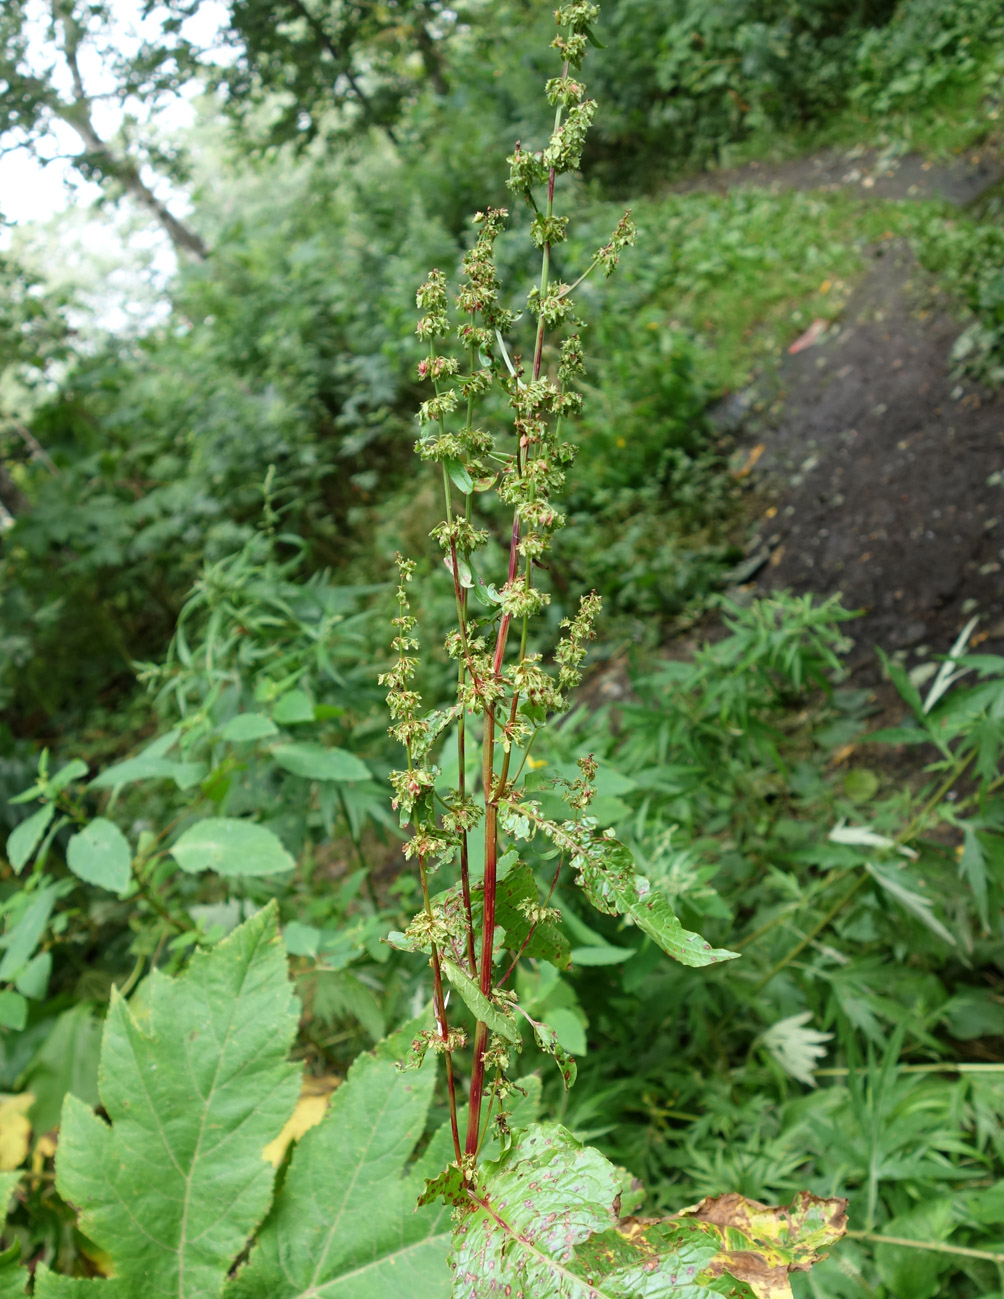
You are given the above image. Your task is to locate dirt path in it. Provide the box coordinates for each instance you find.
[705,147,1004,674]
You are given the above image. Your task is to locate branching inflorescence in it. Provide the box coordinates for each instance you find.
[381,4,743,1208]
[381,0,638,1172]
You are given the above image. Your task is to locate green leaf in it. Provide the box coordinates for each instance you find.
[569,944,636,966]
[272,742,369,782]
[54,903,301,1299]
[219,714,280,742]
[444,457,473,494]
[441,959,520,1044]
[959,823,989,930]
[491,862,570,969]
[225,1020,452,1299]
[66,819,132,894]
[0,993,27,1031]
[169,818,295,877]
[598,866,738,968]
[0,883,62,981]
[6,804,55,874]
[34,1273,126,1297]
[877,647,924,718]
[14,950,51,1000]
[272,690,315,725]
[515,816,738,968]
[452,1125,846,1298]
[524,1013,577,1091]
[48,759,88,793]
[865,862,956,946]
[89,755,205,791]
[842,768,879,803]
[450,1124,621,1295]
[21,1005,102,1131]
[0,1170,26,1296]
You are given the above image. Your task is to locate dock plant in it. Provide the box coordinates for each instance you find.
[0,5,848,1296]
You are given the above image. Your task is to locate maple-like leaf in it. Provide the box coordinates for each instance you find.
[225,1018,452,1299]
[45,902,301,1299]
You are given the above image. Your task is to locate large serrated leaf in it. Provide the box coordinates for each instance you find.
[225,1021,451,1299]
[53,903,301,1299]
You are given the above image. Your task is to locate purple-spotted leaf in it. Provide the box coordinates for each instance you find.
[450,1124,621,1296]
[449,1124,845,1298]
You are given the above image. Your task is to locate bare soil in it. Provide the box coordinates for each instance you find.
[705,149,1004,677]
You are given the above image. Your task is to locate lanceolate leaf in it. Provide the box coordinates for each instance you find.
[502,811,738,968]
[225,1021,452,1299]
[575,835,737,967]
[441,958,520,1044]
[602,871,739,967]
[6,803,55,874]
[53,903,301,1299]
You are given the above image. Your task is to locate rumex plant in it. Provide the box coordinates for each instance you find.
[379,4,847,1294]
[0,7,848,1296]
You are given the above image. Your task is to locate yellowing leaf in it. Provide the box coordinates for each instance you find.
[0,1094,34,1170]
[31,1133,57,1175]
[678,1191,849,1298]
[262,1076,340,1168]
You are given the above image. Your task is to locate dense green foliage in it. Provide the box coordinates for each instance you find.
[1,0,1003,1295]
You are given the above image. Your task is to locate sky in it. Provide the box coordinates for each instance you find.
[1,0,230,329]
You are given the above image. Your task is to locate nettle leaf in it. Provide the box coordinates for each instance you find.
[52,903,301,1299]
[504,809,737,968]
[272,741,369,782]
[225,1021,452,1299]
[493,864,570,969]
[66,819,131,894]
[449,1125,847,1299]
[439,860,570,971]
[169,818,295,877]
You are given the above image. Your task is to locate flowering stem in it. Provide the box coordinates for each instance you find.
[421,854,462,1163]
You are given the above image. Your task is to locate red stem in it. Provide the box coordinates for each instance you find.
[429,940,462,1163]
